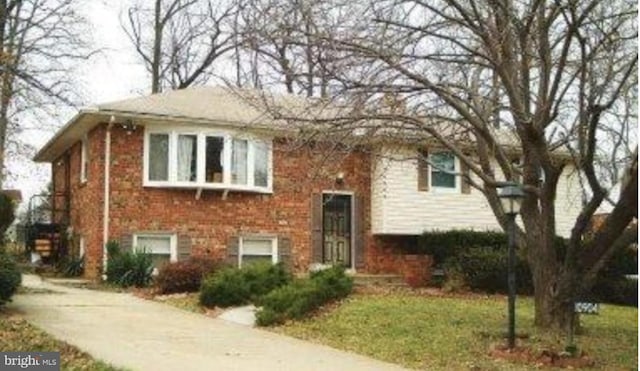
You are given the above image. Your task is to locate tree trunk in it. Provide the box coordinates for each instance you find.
[532,267,577,330]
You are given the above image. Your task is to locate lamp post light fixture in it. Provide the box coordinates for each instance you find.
[498,182,525,349]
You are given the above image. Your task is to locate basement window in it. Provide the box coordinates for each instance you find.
[239,237,278,267]
[134,234,177,270]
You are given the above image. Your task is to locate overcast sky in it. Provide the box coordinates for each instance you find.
[8,0,149,206]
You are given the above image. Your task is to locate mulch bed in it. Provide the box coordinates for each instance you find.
[489,344,596,368]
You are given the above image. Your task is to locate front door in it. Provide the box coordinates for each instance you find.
[322,194,352,266]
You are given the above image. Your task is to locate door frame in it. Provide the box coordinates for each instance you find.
[321,190,355,270]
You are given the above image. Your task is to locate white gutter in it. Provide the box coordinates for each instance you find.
[102,116,114,276]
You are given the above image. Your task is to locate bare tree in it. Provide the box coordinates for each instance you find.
[235,0,344,97]
[0,0,92,187]
[249,0,637,330]
[123,0,239,94]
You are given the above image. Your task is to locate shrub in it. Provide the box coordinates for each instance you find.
[62,256,84,277]
[156,258,220,295]
[199,262,291,308]
[0,250,21,305]
[0,193,15,238]
[200,267,250,307]
[444,247,532,294]
[105,241,153,288]
[418,230,507,265]
[255,265,353,326]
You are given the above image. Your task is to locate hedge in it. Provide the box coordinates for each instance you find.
[199,262,291,308]
[0,250,21,305]
[255,265,353,326]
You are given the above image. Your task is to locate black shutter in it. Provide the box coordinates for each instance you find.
[311,193,323,263]
[177,235,191,261]
[417,149,429,191]
[120,234,133,252]
[278,236,293,270]
[353,195,365,269]
[226,236,239,266]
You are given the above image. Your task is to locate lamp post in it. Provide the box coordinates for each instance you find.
[498,182,524,349]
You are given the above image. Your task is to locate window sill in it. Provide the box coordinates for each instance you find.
[143,181,273,194]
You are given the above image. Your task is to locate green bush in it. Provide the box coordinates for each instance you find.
[0,193,15,238]
[445,247,532,295]
[0,250,21,305]
[155,257,220,295]
[255,266,353,326]
[199,262,291,308]
[590,277,637,307]
[105,241,153,288]
[62,256,84,277]
[417,230,507,265]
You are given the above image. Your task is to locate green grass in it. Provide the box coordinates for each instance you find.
[0,310,124,371]
[274,293,638,370]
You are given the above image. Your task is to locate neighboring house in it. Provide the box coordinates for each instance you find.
[33,86,583,281]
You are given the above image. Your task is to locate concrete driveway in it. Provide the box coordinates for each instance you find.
[9,275,406,371]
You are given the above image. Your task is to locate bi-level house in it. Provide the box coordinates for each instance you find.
[34,87,583,282]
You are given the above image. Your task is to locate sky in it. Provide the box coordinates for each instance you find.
[7,0,149,207]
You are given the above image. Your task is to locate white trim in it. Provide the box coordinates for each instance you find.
[80,134,88,183]
[238,235,278,268]
[321,191,356,271]
[133,233,178,263]
[143,126,273,193]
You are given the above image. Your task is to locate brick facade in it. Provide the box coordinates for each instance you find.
[51,122,431,283]
[52,126,105,277]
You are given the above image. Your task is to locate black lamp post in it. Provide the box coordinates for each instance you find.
[498,182,524,349]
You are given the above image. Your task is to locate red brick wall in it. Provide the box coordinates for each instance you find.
[369,235,434,286]
[106,125,374,275]
[52,126,105,278]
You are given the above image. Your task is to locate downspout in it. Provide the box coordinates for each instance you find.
[102,116,114,277]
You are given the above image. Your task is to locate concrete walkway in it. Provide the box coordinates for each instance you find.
[9,275,406,371]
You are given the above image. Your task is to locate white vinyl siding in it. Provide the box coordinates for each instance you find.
[371,145,582,237]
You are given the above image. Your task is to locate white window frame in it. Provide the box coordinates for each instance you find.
[143,127,273,193]
[133,233,178,263]
[429,151,460,193]
[238,236,278,268]
[80,134,88,183]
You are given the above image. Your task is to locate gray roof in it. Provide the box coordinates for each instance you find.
[34,85,529,163]
[33,86,319,162]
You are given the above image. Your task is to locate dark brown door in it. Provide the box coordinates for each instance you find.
[322,194,352,266]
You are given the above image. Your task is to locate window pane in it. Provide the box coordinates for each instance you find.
[177,134,197,182]
[205,137,224,183]
[254,141,269,187]
[231,139,248,185]
[136,236,171,255]
[242,239,272,255]
[431,152,455,188]
[149,134,169,181]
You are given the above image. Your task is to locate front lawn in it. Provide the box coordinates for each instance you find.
[0,309,123,371]
[274,293,638,370]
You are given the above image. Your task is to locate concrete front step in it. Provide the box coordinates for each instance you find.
[352,274,407,287]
